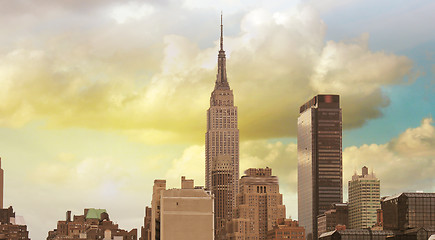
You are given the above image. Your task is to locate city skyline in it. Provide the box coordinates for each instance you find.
[0,1,434,239]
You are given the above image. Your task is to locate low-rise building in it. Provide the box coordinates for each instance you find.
[0,209,30,240]
[266,218,305,240]
[319,229,394,240]
[47,208,137,240]
[382,192,435,231]
[317,203,348,236]
[144,177,214,240]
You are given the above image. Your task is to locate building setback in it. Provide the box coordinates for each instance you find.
[298,95,343,240]
[147,177,214,240]
[348,166,380,229]
[205,15,239,236]
[46,208,137,240]
[226,168,286,240]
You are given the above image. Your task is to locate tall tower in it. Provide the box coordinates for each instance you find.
[205,14,240,226]
[348,166,380,229]
[297,95,342,240]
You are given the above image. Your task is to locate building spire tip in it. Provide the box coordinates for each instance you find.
[220,12,223,51]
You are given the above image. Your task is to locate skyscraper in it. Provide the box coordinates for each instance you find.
[348,166,380,229]
[297,95,343,240]
[205,14,239,234]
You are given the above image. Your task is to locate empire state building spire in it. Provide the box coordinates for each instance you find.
[220,13,224,51]
[206,13,240,239]
[215,13,230,90]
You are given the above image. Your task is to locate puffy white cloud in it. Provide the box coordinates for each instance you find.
[343,117,435,196]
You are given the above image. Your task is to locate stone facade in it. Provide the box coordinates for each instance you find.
[205,16,240,235]
[227,168,286,240]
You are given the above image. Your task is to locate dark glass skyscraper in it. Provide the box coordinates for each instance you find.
[297,95,343,240]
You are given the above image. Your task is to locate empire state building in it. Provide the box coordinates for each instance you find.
[205,15,239,235]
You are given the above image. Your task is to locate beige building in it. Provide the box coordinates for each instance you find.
[227,168,286,240]
[147,177,214,240]
[205,16,240,234]
[348,166,380,229]
[151,180,166,240]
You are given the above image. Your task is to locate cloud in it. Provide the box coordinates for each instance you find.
[240,140,298,193]
[235,117,435,217]
[343,117,435,196]
[0,3,415,144]
[110,2,155,24]
[164,145,205,188]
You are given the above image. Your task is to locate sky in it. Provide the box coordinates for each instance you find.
[0,0,434,239]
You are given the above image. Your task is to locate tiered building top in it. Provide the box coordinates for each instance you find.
[205,14,240,238]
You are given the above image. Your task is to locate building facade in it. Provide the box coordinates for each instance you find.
[46,209,137,240]
[298,95,343,240]
[151,180,166,240]
[205,16,240,231]
[266,218,305,240]
[317,203,348,236]
[381,192,435,231]
[148,177,214,240]
[227,168,286,240]
[212,155,234,238]
[348,166,380,229]
[139,207,151,240]
[319,229,394,240]
[0,206,30,240]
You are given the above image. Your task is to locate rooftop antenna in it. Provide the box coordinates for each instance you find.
[220,11,223,51]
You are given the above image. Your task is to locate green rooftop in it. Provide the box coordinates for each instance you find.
[85,208,107,220]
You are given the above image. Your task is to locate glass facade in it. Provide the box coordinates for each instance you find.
[298,95,343,240]
[319,229,395,240]
[382,192,435,231]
